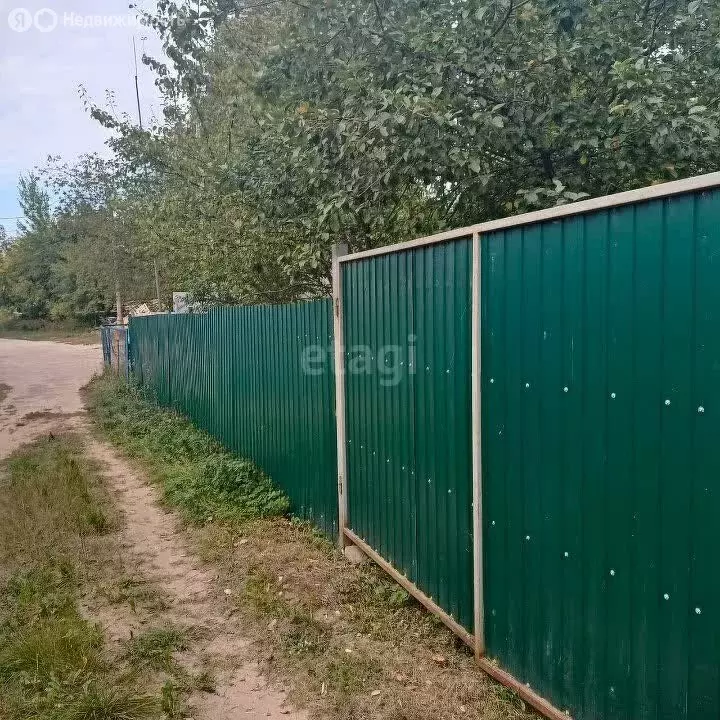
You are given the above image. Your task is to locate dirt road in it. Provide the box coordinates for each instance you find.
[0,338,306,719]
[0,338,102,458]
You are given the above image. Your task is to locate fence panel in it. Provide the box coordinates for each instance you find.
[481,187,720,720]
[129,302,338,537]
[342,239,475,633]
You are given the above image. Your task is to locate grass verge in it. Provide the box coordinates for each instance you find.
[85,375,289,523]
[86,373,537,720]
[0,435,161,720]
[0,319,99,345]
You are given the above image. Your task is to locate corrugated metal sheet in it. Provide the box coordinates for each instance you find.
[342,240,474,632]
[481,187,720,719]
[129,302,338,537]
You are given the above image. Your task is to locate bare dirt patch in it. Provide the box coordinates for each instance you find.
[0,339,101,458]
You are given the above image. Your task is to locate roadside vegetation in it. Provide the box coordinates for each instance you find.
[0,435,212,719]
[2,2,718,318]
[87,373,537,720]
[86,375,289,523]
[0,436,158,719]
[0,315,98,344]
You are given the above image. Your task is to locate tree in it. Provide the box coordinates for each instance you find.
[1,175,60,317]
[80,0,720,302]
[0,158,156,322]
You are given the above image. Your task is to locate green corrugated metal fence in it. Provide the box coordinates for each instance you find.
[128,175,720,720]
[129,302,338,537]
[342,240,475,632]
[481,187,720,719]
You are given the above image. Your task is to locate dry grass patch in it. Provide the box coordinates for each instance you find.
[191,518,537,720]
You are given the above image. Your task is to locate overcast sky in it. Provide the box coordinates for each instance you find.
[0,0,164,235]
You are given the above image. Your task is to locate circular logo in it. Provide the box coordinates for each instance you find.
[7,7,33,32]
[34,8,58,32]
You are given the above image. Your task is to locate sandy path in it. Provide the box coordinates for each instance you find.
[0,339,307,720]
[0,338,102,458]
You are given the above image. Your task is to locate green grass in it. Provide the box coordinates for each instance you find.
[0,318,99,345]
[85,374,290,524]
[85,375,535,720]
[0,436,160,720]
[123,627,190,672]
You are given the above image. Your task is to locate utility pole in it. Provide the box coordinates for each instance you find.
[133,36,162,305]
[133,37,143,130]
[111,211,123,323]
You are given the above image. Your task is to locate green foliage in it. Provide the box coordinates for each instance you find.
[86,374,290,523]
[7,0,720,311]
[0,156,158,322]
[159,681,184,719]
[82,0,720,305]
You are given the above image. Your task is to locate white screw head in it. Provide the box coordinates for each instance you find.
[525,382,530,388]
[491,520,496,526]
[563,386,569,393]
[695,607,702,615]
[664,593,670,600]
[525,535,531,541]
[564,551,569,557]
[611,392,616,399]
[490,378,495,384]
[698,406,705,414]
[665,399,671,406]
[610,569,616,576]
